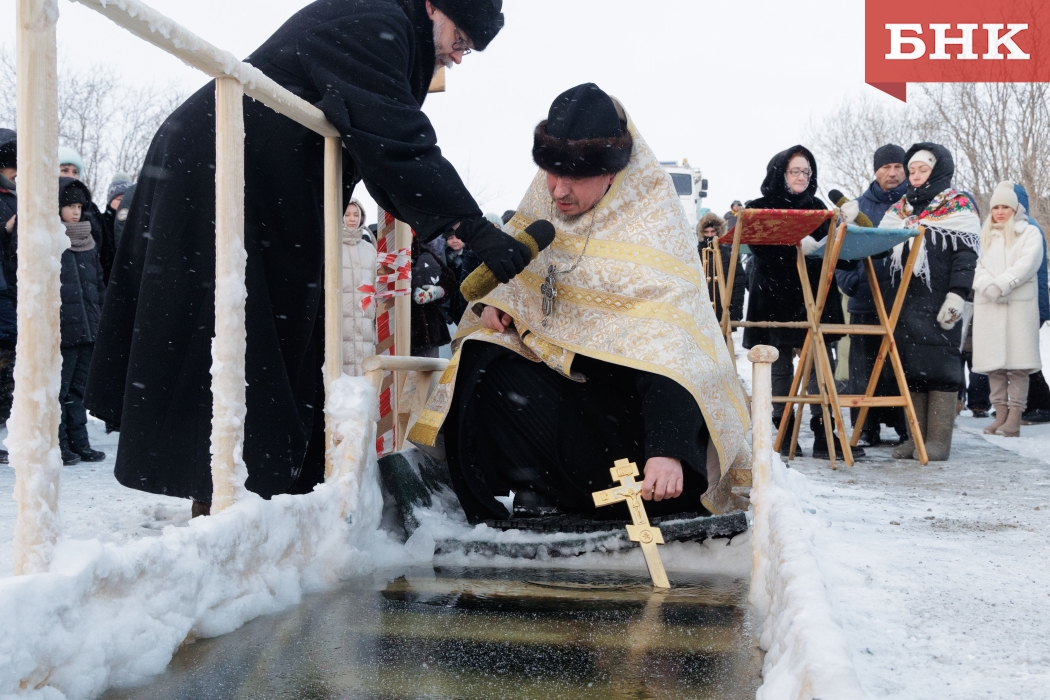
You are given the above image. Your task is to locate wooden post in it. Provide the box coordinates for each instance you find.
[393,219,412,450]
[209,77,248,513]
[323,137,343,480]
[11,0,63,575]
[748,346,779,491]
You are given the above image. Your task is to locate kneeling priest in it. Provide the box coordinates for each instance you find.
[408,84,750,522]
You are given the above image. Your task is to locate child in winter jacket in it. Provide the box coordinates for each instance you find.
[411,235,455,357]
[57,177,107,465]
[972,181,1044,437]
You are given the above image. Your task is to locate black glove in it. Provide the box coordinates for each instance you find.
[455,216,530,284]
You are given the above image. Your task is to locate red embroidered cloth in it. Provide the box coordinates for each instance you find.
[718,208,836,246]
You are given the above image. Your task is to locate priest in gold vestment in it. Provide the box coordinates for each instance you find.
[408,84,750,523]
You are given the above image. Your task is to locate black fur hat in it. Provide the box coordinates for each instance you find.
[430,0,504,51]
[532,83,633,178]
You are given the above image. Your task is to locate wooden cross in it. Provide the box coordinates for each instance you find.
[592,459,670,589]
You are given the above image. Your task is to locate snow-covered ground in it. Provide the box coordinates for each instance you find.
[0,418,189,578]
[3,327,1050,698]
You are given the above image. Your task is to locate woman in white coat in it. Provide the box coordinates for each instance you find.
[972,181,1044,437]
[341,199,376,376]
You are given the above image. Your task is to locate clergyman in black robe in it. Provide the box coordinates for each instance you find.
[86,0,530,508]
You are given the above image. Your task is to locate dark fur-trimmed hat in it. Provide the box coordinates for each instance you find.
[532,83,633,178]
[430,0,504,51]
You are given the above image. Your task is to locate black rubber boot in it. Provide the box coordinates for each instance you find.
[0,449,8,464]
[811,416,865,460]
[73,446,106,462]
[60,443,81,466]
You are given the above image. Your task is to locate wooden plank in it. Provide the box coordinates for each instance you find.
[362,355,449,373]
[72,0,339,138]
[322,138,343,480]
[209,77,248,514]
[429,66,446,93]
[749,347,779,493]
[818,324,889,335]
[393,220,412,450]
[11,0,63,576]
[732,321,811,329]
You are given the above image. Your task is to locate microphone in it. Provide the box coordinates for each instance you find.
[460,220,557,302]
[828,189,874,228]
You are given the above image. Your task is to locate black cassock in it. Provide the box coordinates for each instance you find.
[86,0,481,502]
[444,343,712,524]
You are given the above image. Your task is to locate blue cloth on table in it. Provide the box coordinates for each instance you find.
[806,225,916,262]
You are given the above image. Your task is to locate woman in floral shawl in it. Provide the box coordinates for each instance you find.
[879,143,981,461]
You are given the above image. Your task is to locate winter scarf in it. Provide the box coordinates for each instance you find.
[903,142,955,210]
[882,188,982,290]
[63,221,95,252]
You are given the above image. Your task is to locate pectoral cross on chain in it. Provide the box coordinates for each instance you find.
[540,265,558,327]
[592,459,670,589]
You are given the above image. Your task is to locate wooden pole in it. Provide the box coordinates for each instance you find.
[11,0,63,576]
[323,138,343,480]
[209,77,248,513]
[393,219,412,450]
[749,346,779,491]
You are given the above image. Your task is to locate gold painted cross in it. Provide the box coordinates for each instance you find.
[592,459,670,589]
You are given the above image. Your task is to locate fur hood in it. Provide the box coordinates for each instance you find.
[698,211,726,237]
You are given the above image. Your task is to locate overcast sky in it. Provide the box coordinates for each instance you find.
[2,0,906,218]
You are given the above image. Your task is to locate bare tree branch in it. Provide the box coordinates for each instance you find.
[0,46,182,197]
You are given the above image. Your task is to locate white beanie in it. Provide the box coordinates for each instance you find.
[989,181,1019,212]
[909,149,937,171]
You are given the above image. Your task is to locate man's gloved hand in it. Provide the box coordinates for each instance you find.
[456,216,531,283]
[413,285,446,305]
[839,200,861,225]
[799,235,821,256]
[937,292,966,330]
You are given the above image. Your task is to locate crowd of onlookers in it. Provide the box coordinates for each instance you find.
[701,141,1048,462]
[1,123,1043,471]
[0,129,131,466]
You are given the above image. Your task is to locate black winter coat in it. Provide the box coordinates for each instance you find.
[0,173,15,306]
[742,146,843,349]
[87,0,485,503]
[886,217,977,393]
[59,240,107,348]
[411,239,455,354]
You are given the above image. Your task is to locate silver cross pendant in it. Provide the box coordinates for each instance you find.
[540,265,558,327]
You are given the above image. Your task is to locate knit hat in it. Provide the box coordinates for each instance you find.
[58,177,89,208]
[429,0,504,51]
[57,146,84,177]
[0,129,15,170]
[532,83,634,178]
[873,144,906,172]
[909,149,937,171]
[989,181,1019,212]
[106,173,133,204]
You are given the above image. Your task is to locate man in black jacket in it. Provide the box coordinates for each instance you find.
[86,0,526,512]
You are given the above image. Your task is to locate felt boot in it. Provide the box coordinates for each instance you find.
[191,500,211,518]
[893,392,928,460]
[924,391,957,461]
[984,405,1008,434]
[996,407,1023,438]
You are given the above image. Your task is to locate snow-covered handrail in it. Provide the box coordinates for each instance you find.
[12,0,345,573]
[72,0,340,139]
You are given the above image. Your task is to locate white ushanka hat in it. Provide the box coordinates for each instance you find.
[989,181,1019,211]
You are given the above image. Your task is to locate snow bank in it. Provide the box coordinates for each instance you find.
[0,376,399,700]
[750,451,868,700]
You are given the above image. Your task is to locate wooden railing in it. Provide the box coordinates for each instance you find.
[11,0,347,574]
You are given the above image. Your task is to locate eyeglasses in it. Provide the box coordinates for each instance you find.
[786,168,812,179]
[452,29,473,55]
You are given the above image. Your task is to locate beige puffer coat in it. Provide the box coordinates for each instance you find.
[341,226,376,376]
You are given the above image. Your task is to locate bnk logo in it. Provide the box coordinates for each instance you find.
[865,0,1050,102]
[885,24,1030,60]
